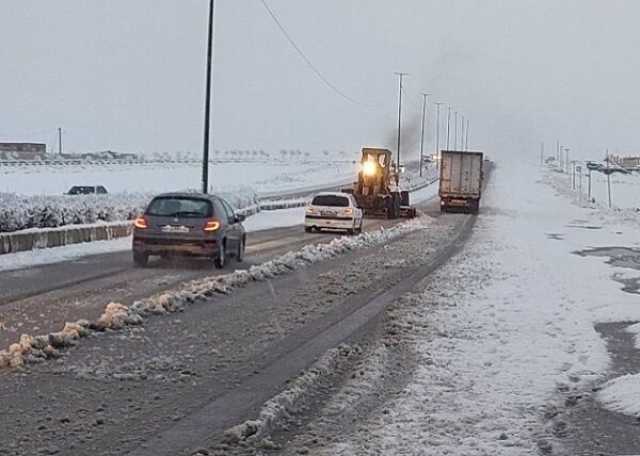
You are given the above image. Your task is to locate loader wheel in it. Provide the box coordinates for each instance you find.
[391,193,401,218]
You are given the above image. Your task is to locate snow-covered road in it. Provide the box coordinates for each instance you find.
[273,162,640,455]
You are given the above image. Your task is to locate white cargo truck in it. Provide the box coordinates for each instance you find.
[439,150,484,213]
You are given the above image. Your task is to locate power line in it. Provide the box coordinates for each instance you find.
[258,0,371,108]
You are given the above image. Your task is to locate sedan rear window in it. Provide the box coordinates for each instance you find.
[146,197,213,218]
[311,195,350,207]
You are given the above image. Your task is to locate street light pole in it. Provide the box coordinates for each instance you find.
[394,72,408,186]
[454,111,458,149]
[435,102,443,162]
[419,93,430,177]
[461,115,465,151]
[201,0,215,194]
[606,149,612,208]
[446,106,451,150]
[465,119,470,150]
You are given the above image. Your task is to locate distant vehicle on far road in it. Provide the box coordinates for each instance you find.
[305,192,363,235]
[66,185,108,195]
[132,192,246,268]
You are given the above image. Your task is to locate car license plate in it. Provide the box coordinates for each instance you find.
[321,210,337,217]
[162,225,190,233]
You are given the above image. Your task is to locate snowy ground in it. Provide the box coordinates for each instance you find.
[0,161,356,196]
[552,164,640,210]
[276,161,640,455]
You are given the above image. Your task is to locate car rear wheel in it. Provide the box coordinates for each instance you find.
[214,242,226,269]
[133,252,149,267]
[304,226,313,233]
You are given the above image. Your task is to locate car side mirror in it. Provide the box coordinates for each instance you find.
[235,214,246,223]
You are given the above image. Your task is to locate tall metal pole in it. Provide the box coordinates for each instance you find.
[446,106,451,150]
[540,142,544,165]
[588,169,592,202]
[58,127,63,155]
[465,119,469,150]
[578,166,582,203]
[419,93,430,177]
[435,102,443,161]
[202,0,215,194]
[461,115,465,151]
[453,111,458,149]
[606,149,612,208]
[394,72,408,186]
[564,147,570,174]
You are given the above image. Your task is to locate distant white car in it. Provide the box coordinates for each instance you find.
[305,192,363,235]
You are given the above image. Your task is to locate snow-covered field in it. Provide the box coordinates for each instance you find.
[0,161,356,196]
[304,162,640,455]
[552,165,640,210]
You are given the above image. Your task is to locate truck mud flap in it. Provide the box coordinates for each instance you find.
[399,206,417,218]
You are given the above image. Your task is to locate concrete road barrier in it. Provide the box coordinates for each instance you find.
[0,222,133,255]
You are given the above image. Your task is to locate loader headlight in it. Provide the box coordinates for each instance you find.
[362,161,378,177]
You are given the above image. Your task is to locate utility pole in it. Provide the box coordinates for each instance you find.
[606,149,612,208]
[564,147,570,174]
[453,111,458,149]
[540,142,544,166]
[201,0,215,194]
[577,165,582,204]
[58,127,63,155]
[419,93,430,177]
[556,139,560,167]
[588,168,592,202]
[446,105,451,150]
[434,102,443,162]
[572,161,576,189]
[461,115,465,151]
[465,119,469,150]
[394,72,408,186]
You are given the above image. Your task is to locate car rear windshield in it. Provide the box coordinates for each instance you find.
[146,197,213,218]
[312,195,350,207]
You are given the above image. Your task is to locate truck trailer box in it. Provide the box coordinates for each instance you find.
[439,150,484,213]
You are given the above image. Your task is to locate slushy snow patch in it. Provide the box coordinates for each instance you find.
[597,373,640,417]
[224,344,358,445]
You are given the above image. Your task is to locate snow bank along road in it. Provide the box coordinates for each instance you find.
[0,176,477,455]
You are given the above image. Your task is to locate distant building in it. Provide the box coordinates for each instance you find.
[610,154,640,169]
[0,143,46,161]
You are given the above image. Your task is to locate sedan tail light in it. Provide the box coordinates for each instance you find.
[134,216,148,229]
[204,219,221,232]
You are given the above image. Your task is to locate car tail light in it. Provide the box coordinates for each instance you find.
[204,219,221,232]
[344,208,353,215]
[134,216,148,229]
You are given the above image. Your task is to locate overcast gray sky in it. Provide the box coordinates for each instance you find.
[1,1,639,161]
